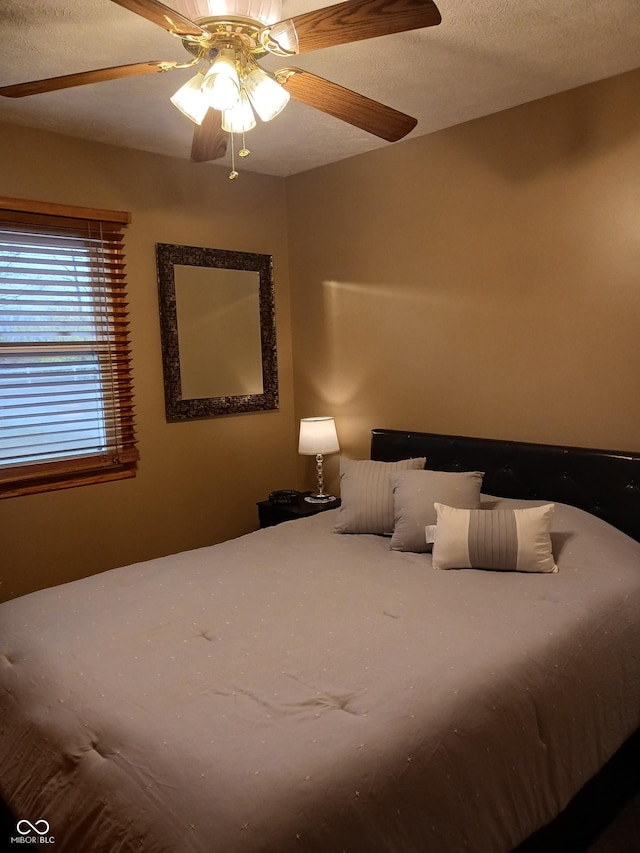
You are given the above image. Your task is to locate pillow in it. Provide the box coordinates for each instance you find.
[390,469,484,552]
[431,502,558,573]
[334,457,426,535]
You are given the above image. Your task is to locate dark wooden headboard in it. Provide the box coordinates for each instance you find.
[371,429,640,543]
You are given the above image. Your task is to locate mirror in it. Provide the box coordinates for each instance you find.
[156,243,278,421]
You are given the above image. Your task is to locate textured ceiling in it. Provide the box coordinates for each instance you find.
[0,0,639,177]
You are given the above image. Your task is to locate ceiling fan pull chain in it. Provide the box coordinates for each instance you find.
[239,132,250,159]
[229,131,239,180]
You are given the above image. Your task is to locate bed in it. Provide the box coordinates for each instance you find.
[1,428,640,852]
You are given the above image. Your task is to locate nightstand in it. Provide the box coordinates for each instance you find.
[257,493,341,528]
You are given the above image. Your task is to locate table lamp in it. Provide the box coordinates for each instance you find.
[298,417,340,503]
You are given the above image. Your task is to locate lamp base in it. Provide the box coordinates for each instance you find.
[304,493,338,504]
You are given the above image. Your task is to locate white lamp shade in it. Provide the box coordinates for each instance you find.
[244,66,290,121]
[298,417,340,456]
[201,54,240,111]
[222,89,256,133]
[170,71,209,125]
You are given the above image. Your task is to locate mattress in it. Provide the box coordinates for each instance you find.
[1,497,640,852]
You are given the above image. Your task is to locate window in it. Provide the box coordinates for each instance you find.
[0,197,139,498]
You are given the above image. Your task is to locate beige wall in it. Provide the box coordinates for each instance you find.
[286,67,640,494]
[2,67,639,599]
[0,123,297,601]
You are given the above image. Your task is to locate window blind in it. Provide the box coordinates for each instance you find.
[0,198,138,497]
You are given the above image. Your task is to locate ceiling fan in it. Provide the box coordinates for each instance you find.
[0,0,442,177]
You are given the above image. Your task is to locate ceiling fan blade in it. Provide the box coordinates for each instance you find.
[0,61,179,98]
[110,0,207,38]
[191,109,228,162]
[279,68,417,142]
[275,0,441,55]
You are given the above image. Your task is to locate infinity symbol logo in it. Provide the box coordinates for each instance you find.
[16,819,50,835]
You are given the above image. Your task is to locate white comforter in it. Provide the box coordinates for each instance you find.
[1,498,640,852]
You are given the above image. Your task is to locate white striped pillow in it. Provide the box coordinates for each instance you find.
[334,457,426,535]
[431,502,558,573]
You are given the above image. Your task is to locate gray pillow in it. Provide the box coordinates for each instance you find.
[390,469,484,552]
[431,502,558,573]
[334,457,426,535]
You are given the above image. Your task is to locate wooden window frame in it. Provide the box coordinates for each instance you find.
[0,196,139,498]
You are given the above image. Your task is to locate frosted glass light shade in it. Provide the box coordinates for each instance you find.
[175,0,283,25]
[201,54,240,111]
[170,71,208,125]
[222,89,256,133]
[244,66,289,121]
[298,417,340,455]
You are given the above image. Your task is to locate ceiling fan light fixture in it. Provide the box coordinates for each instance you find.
[222,89,256,133]
[201,51,240,111]
[170,71,209,125]
[7,0,443,179]
[244,66,289,122]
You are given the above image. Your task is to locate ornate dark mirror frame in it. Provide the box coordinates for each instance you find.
[156,243,278,421]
